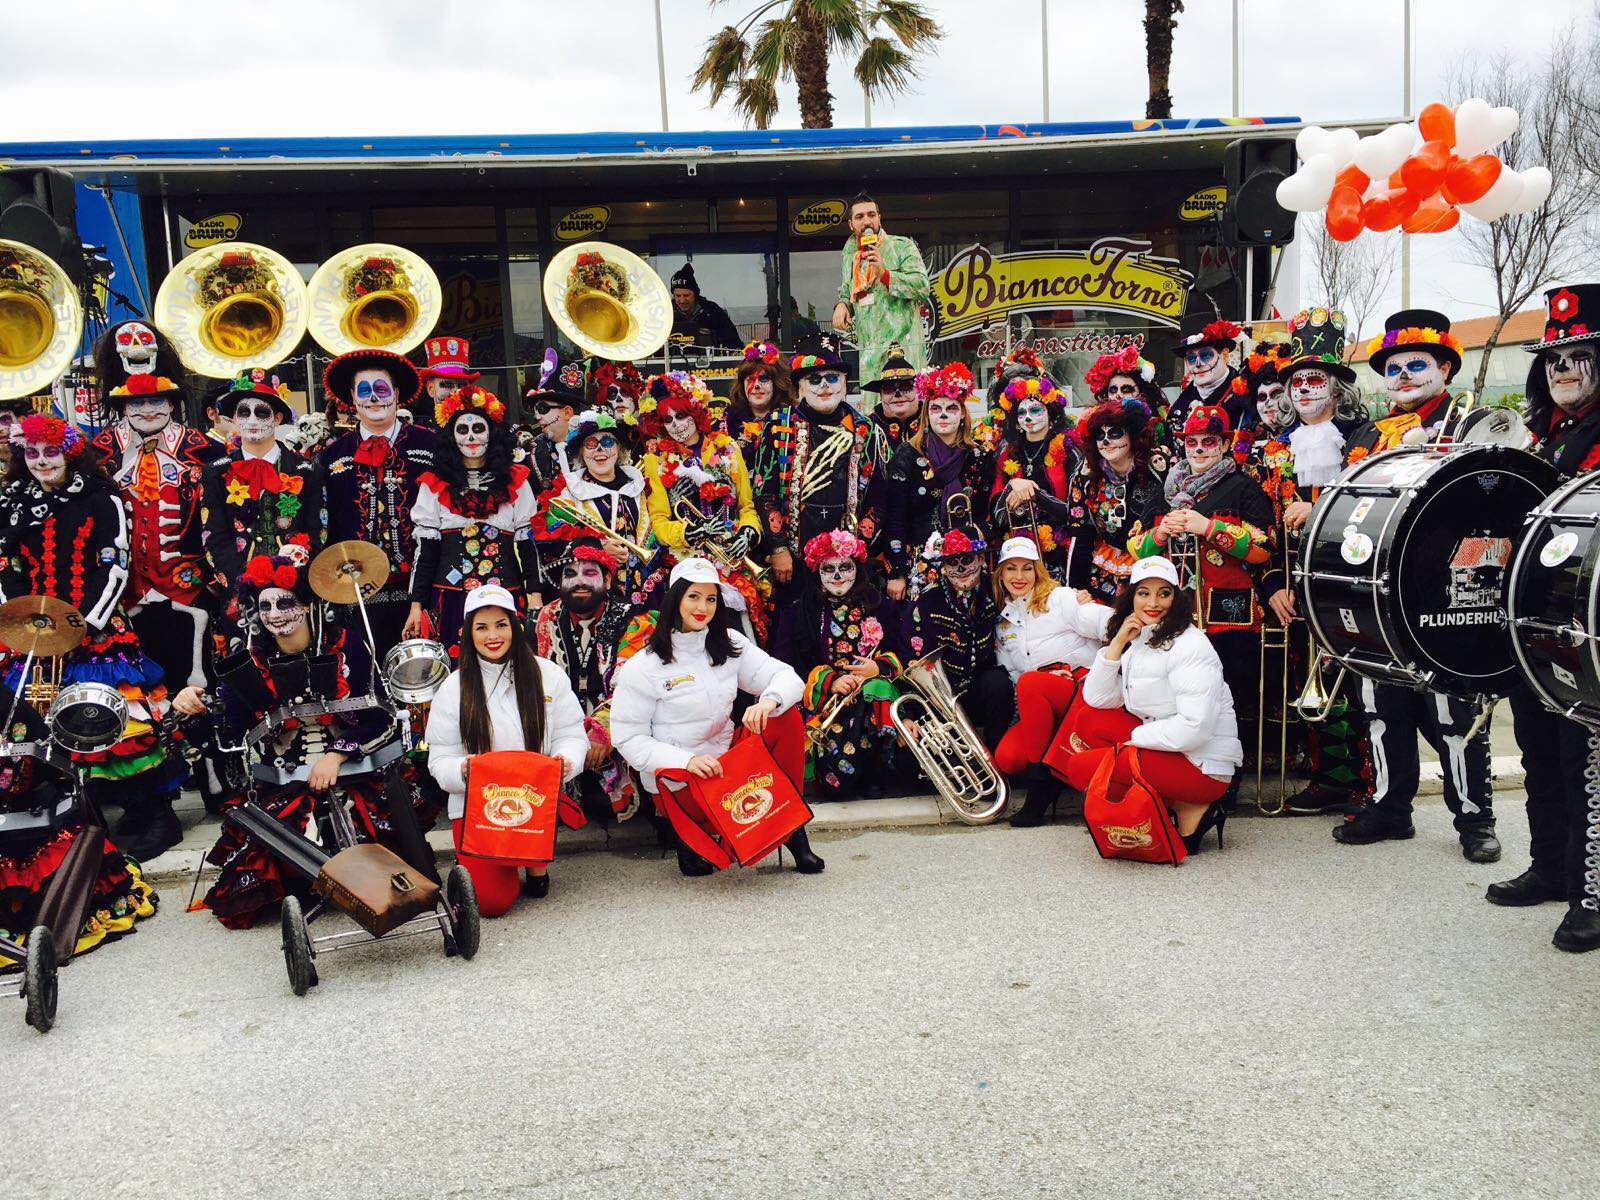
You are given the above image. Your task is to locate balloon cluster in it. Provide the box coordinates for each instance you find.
[1276,99,1554,242]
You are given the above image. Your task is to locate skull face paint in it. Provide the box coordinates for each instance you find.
[114,321,158,376]
[453,413,490,464]
[352,368,399,430]
[1256,381,1293,431]
[1016,398,1050,438]
[941,550,983,594]
[1287,369,1334,423]
[256,586,307,639]
[1184,433,1226,475]
[1545,345,1599,414]
[817,555,858,597]
[1382,350,1450,411]
[559,560,608,614]
[580,431,620,480]
[234,400,280,448]
[663,409,700,446]
[425,377,464,404]
[878,381,919,420]
[926,396,963,440]
[124,394,174,437]
[800,369,846,415]
[1095,424,1133,472]
[22,440,67,488]
[1183,344,1229,390]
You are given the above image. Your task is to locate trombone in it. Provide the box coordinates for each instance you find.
[1256,525,1299,814]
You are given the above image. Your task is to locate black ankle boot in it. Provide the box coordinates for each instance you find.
[1181,802,1228,855]
[118,800,182,862]
[784,827,825,874]
[677,846,716,877]
[1553,905,1600,953]
[1010,777,1063,828]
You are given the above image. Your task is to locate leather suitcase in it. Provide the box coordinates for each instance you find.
[313,843,440,937]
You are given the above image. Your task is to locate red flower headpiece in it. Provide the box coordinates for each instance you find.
[803,529,868,570]
[110,373,180,398]
[914,362,975,404]
[1084,344,1155,398]
[435,383,507,430]
[242,553,303,593]
[588,360,645,407]
[18,414,85,459]
[1182,403,1232,437]
[922,528,987,560]
[638,371,714,438]
[572,543,619,578]
[1201,319,1242,345]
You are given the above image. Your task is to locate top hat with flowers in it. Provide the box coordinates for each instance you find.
[1527,285,1600,353]
[1364,309,1463,376]
[1277,308,1356,383]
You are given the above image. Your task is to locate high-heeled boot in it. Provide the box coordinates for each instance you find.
[784,826,825,874]
[1011,775,1064,827]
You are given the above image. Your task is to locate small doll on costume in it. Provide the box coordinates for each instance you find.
[989,373,1081,585]
[405,383,540,656]
[776,530,905,801]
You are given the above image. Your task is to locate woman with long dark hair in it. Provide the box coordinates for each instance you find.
[426,585,588,915]
[988,374,1080,584]
[723,341,793,464]
[1057,557,1242,854]
[405,384,539,655]
[610,558,822,877]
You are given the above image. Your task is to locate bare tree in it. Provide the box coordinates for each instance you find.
[1143,1,1183,119]
[1449,23,1600,396]
[1301,218,1399,344]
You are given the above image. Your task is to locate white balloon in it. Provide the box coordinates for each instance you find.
[1488,105,1521,148]
[1461,167,1524,222]
[1296,124,1332,160]
[1324,127,1360,170]
[1353,125,1411,181]
[1506,165,1552,213]
[1276,154,1337,212]
[1455,97,1497,157]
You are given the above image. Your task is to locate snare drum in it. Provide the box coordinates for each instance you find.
[1296,443,1556,696]
[47,682,129,753]
[1507,472,1600,725]
[384,638,450,705]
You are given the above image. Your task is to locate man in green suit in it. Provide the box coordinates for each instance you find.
[832,193,931,389]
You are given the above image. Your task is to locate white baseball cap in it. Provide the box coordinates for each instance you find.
[997,536,1041,564]
[667,556,747,612]
[462,583,519,618]
[1128,556,1180,588]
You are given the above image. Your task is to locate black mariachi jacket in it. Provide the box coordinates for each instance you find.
[1529,403,1600,479]
[1166,369,1247,449]
[870,412,919,455]
[905,577,999,698]
[881,439,995,578]
[1060,461,1168,600]
[0,471,130,631]
[200,447,322,594]
[316,425,436,605]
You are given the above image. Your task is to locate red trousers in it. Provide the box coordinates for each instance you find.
[450,818,526,919]
[994,669,1085,776]
[1062,702,1230,807]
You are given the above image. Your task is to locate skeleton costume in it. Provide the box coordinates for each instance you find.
[316,349,435,690]
[0,417,180,849]
[989,374,1081,585]
[409,384,539,655]
[1333,311,1498,862]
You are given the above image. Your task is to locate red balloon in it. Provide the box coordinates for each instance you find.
[1403,194,1462,234]
[1334,164,1371,195]
[1443,154,1503,204]
[1418,102,1456,148]
[1325,186,1364,241]
[1362,188,1410,232]
[1400,140,1452,197]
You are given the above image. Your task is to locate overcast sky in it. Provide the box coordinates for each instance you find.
[3,0,1595,326]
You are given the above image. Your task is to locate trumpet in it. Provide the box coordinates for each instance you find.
[546,497,654,562]
[672,496,769,583]
[888,650,1009,825]
[805,686,861,751]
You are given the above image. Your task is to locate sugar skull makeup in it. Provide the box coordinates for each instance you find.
[1183,344,1229,388]
[1382,350,1449,410]
[257,586,307,638]
[115,321,158,375]
[879,380,919,420]
[352,368,399,427]
[663,409,699,445]
[1184,432,1226,474]
[426,377,464,402]
[1546,345,1598,414]
[817,555,857,597]
[800,369,846,414]
[1096,423,1133,466]
[559,559,608,612]
[1103,374,1142,400]
[23,440,67,487]
[1287,370,1333,421]
[581,432,620,477]
[1255,382,1293,430]
[926,396,963,438]
[941,550,983,593]
[453,413,490,463]
[124,392,174,437]
[234,400,280,445]
[1016,398,1049,437]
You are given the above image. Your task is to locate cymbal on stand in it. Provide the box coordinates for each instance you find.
[309,540,391,605]
[0,596,87,657]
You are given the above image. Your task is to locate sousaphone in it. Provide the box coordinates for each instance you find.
[153,241,309,378]
[0,240,84,402]
[307,243,440,356]
[544,240,672,362]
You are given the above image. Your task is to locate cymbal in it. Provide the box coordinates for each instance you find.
[309,539,391,605]
[0,595,88,657]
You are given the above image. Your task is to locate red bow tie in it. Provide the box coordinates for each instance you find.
[354,438,394,469]
[230,458,283,494]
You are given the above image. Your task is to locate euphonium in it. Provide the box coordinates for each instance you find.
[888,650,1010,825]
[0,240,83,401]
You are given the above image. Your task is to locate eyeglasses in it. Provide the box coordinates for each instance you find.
[583,434,619,451]
[1103,383,1140,398]
[354,379,395,401]
[1094,426,1128,444]
[1183,348,1219,367]
[1384,357,1435,378]
[943,552,981,570]
[1184,435,1224,451]
[817,561,856,578]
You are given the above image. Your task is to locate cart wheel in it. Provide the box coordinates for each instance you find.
[280,896,317,996]
[23,927,57,1034]
[444,865,481,962]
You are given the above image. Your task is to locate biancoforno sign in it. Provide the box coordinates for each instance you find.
[931,237,1193,340]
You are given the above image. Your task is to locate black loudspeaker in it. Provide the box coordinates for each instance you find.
[1222,138,1297,246]
[0,166,84,284]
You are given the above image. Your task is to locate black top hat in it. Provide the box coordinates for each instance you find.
[670,263,699,295]
[1526,284,1600,353]
[862,343,918,392]
[788,346,848,383]
[321,348,421,408]
[1175,311,1242,353]
[1277,307,1357,383]
[524,347,590,407]
[1366,308,1462,375]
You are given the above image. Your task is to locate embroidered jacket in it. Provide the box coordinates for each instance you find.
[409,465,540,603]
[200,445,322,592]
[0,471,130,630]
[1060,462,1167,603]
[905,578,1000,698]
[316,424,436,605]
[753,404,889,552]
[1131,469,1273,633]
[882,438,995,578]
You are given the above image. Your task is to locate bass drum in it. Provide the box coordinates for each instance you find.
[1296,443,1556,696]
[1507,472,1600,725]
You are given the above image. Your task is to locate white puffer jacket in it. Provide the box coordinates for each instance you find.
[610,628,803,792]
[995,587,1115,680]
[1080,624,1243,778]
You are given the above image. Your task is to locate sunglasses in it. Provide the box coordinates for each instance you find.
[1184,435,1224,451]
[810,371,845,387]
[1384,357,1435,378]
[1094,425,1128,444]
[534,400,568,415]
[354,379,395,401]
[582,434,619,451]
[880,381,915,396]
[943,552,981,570]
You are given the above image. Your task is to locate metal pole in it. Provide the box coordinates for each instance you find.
[1041,0,1050,122]
[91,185,149,313]
[653,0,670,133]
[1400,0,1413,306]
[160,192,175,270]
[1231,0,1241,117]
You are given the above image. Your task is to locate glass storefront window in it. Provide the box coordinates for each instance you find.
[371,205,496,248]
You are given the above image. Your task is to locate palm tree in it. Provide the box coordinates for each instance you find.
[1144,0,1184,120]
[691,1,944,130]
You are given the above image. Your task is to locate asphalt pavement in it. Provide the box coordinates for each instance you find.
[7,795,1596,1200]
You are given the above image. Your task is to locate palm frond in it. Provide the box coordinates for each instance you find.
[690,25,751,104]
[870,1,944,51]
[733,77,782,129]
[854,36,919,98]
[811,0,869,53]
[749,17,795,83]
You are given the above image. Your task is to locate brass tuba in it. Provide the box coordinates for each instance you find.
[0,240,83,401]
[153,242,309,377]
[544,241,672,363]
[308,243,440,356]
[888,650,1010,825]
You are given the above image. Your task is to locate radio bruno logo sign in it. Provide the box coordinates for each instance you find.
[790,199,846,237]
[931,238,1193,340]
[556,205,611,242]
[183,213,243,250]
[1179,185,1227,221]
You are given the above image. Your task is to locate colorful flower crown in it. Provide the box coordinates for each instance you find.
[571,543,619,577]
[110,374,180,398]
[638,371,715,435]
[992,374,1064,423]
[18,414,84,459]
[743,341,781,366]
[803,529,868,570]
[1084,344,1156,398]
[1364,327,1464,358]
[435,383,507,429]
[922,528,987,560]
[231,368,291,400]
[242,554,303,593]
[589,360,645,406]
[1182,404,1231,438]
[914,362,975,404]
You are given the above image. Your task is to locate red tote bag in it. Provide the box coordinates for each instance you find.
[1081,746,1187,866]
[460,750,567,868]
[655,734,813,870]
